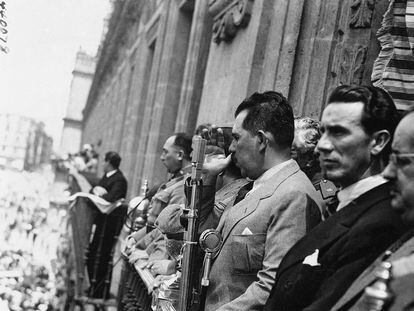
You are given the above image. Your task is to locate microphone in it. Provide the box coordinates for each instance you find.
[199,229,222,287]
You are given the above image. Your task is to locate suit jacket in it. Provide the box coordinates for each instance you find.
[96,170,127,202]
[331,233,414,311]
[205,160,323,311]
[199,178,251,233]
[264,182,408,311]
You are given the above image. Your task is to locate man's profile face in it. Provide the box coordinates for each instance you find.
[103,160,111,173]
[229,109,263,179]
[383,115,414,224]
[316,102,372,188]
[160,136,182,174]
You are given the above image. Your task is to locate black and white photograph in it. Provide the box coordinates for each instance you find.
[0,1,414,311]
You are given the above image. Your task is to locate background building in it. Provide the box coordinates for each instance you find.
[24,121,54,171]
[0,113,52,171]
[59,49,96,157]
[81,0,408,197]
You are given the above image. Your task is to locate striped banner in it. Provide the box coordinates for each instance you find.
[372,0,414,110]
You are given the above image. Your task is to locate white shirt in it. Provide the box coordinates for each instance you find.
[106,169,117,178]
[336,174,387,211]
[246,159,293,197]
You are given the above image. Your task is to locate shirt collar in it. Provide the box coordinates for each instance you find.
[169,164,192,181]
[247,159,293,196]
[336,174,387,211]
[106,169,117,178]
[181,164,192,175]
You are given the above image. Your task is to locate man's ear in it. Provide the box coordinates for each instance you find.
[257,130,270,152]
[176,150,184,161]
[370,130,390,156]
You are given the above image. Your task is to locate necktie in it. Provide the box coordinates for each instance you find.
[323,193,339,219]
[233,181,253,205]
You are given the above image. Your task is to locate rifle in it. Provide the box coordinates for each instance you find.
[178,137,206,311]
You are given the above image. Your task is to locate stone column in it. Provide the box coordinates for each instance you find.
[132,2,170,190]
[257,0,306,97]
[174,0,213,133]
[134,0,193,187]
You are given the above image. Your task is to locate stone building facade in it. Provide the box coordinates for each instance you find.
[82,0,390,197]
[60,49,96,157]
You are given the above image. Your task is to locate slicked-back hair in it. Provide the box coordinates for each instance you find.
[104,151,121,169]
[235,91,294,148]
[173,133,193,161]
[327,85,400,162]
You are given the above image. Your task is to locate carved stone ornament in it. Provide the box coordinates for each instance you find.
[349,0,375,28]
[340,44,368,85]
[208,0,254,44]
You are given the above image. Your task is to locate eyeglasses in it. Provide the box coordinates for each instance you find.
[389,153,414,168]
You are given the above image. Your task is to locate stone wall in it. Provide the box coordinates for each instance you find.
[82,0,388,198]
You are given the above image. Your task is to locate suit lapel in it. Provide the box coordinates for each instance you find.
[219,194,261,246]
[332,234,414,311]
[277,183,392,275]
[217,160,300,253]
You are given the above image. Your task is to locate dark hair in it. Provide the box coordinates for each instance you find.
[235,91,294,148]
[328,85,400,161]
[104,151,121,169]
[173,133,193,161]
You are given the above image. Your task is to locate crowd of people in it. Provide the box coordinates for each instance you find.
[0,249,54,311]
[70,84,414,311]
[65,144,99,176]
[0,169,70,311]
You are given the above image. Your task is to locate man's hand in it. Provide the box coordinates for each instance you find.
[201,126,226,155]
[203,154,232,176]
[123,236,137,256]
[200,126,231,176]
[146,259,177,276]
[92,186,108,197]
[128,249,149,264]
[149,274,176,293]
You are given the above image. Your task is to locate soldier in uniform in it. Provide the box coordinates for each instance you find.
[126,133,192,257]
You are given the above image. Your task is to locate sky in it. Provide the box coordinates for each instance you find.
[0,0,111,150]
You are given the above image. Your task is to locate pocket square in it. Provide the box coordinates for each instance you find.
[241,227,253,235]
[303,249,321,266]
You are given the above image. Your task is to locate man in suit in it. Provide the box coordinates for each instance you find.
[91,151,127,202]
[331,110,414,311]
[264,85,408,311]
[204,91,323,311]
[87,151,128,298]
